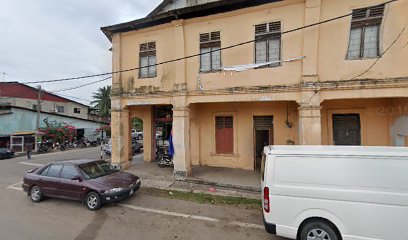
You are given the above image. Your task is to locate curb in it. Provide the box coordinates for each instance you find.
[139,177,261,200]
[183,178,261,193]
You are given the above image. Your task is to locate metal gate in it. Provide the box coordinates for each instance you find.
[332,114,361,145]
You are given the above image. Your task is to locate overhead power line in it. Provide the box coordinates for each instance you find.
[53,93,92,102]
[23,0,399,85]
[351,26,406,80]
[50,76,112,93]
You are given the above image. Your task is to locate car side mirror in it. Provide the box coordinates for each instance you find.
[71,175,83,182]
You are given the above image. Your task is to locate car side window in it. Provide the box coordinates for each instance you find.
[61,165,79,179]
[40,166,51,176]
[46,164,63,178]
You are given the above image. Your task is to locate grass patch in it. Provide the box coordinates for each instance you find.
[141,188,262,209]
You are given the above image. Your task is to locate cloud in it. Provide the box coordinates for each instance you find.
[0,0,162,105]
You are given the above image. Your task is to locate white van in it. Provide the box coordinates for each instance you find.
[261,145,408,240]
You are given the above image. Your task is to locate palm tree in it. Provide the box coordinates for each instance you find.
[91,86,111,117]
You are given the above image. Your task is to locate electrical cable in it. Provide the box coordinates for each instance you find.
[49,76,112,93]
[350,26,406,80]
[22,0,399,85]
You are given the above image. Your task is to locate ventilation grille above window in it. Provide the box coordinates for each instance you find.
[352,5,384,21]
[255,23,268,35]
[216,116,233,128]
[255,22,281,36]
[200,31,221,43]
[140,42,156,52]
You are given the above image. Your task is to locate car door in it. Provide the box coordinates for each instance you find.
[58,165,83,200]
[39,164,63,197]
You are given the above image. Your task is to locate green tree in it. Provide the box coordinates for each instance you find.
[91,85,111,117]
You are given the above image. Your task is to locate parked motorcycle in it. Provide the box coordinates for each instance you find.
[156,146,173,168]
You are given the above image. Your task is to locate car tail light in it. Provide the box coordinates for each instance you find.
[263,187,270,213]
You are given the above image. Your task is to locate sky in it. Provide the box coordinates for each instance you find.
[0,0,162,105]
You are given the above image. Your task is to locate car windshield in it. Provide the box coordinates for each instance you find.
[78,161,117,179]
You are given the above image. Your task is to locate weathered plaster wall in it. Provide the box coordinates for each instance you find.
[321,98,408,146]
[196,101,298,170]
[318,0,408,81]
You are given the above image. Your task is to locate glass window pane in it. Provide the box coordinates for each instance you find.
[46,164,63,178]
[200,47,211,71]
[148,55,157,77]
[140,56,148,78]
[61,165,79,179]
[348,28,362,59]
[40,166,51,176]
[255,40,267,63]
[363,25,379,58]
[211,47,221,70]
[268,38,281,66]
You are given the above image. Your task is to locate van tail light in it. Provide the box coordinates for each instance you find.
[263,187,270,213]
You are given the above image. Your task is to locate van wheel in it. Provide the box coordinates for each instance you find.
[299,220,339,240]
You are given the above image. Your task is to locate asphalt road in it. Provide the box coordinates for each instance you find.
[0,148,286,240]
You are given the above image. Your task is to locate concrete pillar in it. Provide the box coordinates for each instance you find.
[111,33,122,95]
[172,20,187,91]
[302,0,321,83]
[298,104,322,145]
[172,106,191,180]
[111,108,131,169]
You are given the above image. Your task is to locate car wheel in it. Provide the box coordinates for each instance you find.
[137,135,143,140]
[86,192,102,211]
[30,186,44,203]
[299,220,339,240]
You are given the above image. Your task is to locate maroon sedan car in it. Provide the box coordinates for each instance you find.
[22,159,141,210]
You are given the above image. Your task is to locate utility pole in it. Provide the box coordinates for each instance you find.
[36,85,42,130]
[0,72,5,81]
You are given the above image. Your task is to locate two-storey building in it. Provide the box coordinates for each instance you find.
[0,82,107,152]
[102,0,408,179]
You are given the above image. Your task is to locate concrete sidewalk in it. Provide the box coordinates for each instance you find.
[127,155,261,200]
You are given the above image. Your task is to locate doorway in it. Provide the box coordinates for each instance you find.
[332,114,361,145]
[253,116,274,171]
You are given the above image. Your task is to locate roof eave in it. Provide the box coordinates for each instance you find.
[101,0,282,42]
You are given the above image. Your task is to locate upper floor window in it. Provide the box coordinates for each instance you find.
[347,5,384,59]
[74,108,81,114]
[57,105,65,113]
[139,42,157,78]
[255,21,281,67]
[200,31,221,72]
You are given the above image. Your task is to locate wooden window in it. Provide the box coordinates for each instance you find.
[139,42,157,78]
[200,31,221,72]
[56,105,65,113]
[255,21,281,66]
[347,5,384,59]
[215,116,233,154]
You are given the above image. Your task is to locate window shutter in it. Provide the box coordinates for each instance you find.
[351,5,384,27]
[368,5,385,18]
[255,23,268,35]
[352,8,368,21]
[200,33,210,43]
[268,22,281,33]
[140,43,148,52]
[211,31,220,41]
[215,116,233,154]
